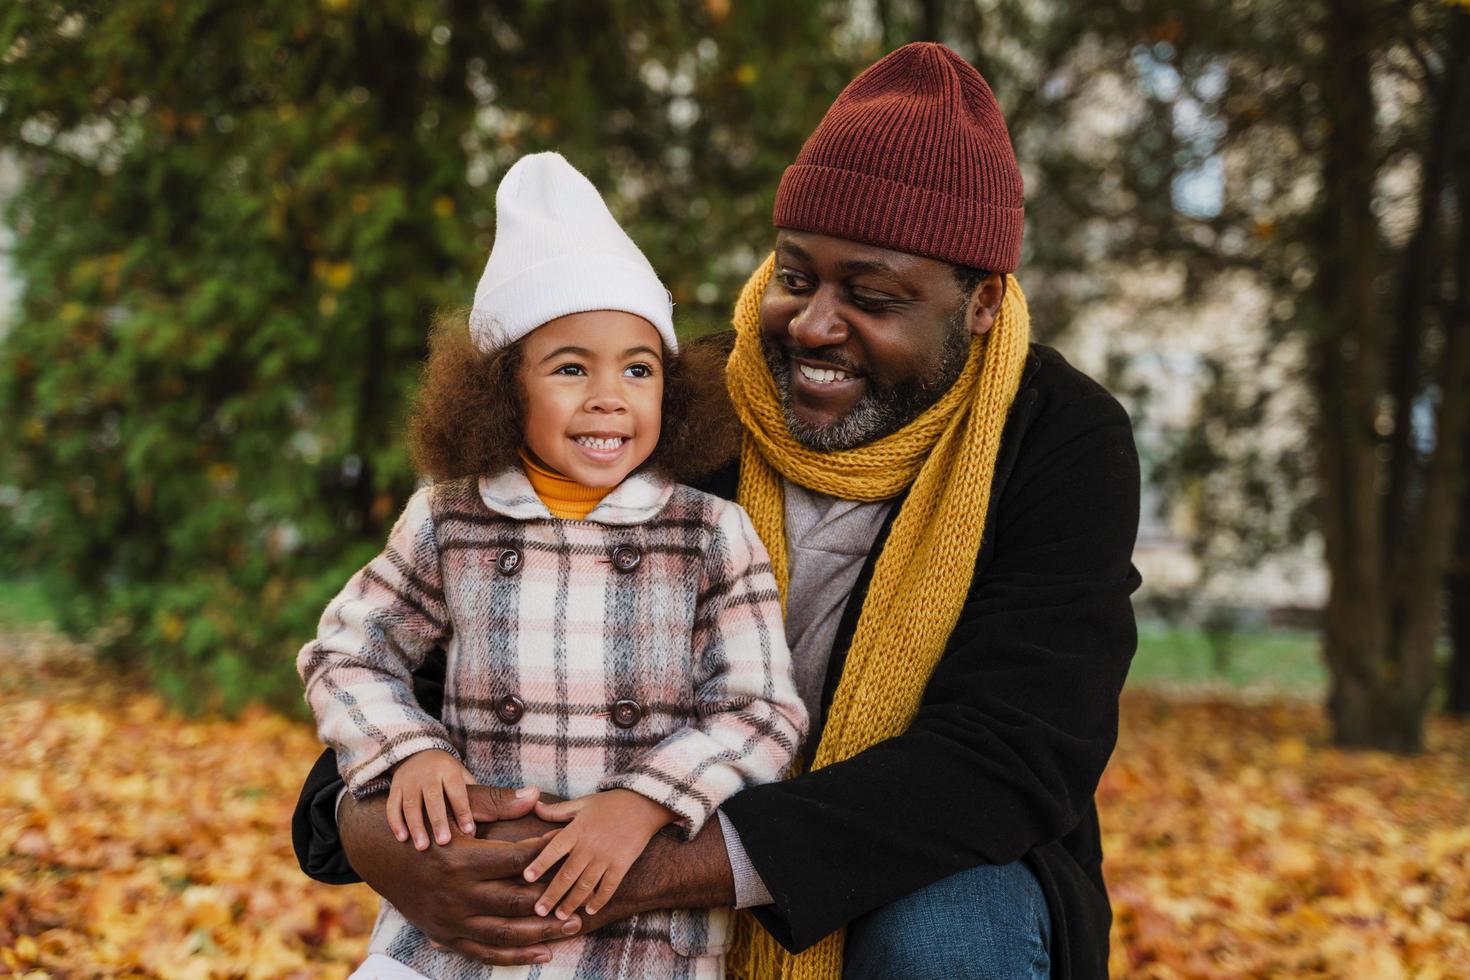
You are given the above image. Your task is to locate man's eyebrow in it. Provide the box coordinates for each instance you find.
[836,258,903,280]
[778,239,814,263]
[776,239,907,285]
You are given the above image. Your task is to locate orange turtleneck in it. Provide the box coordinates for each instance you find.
[519,449,615,520]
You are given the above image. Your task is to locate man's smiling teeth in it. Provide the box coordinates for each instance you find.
[798,364,854,384]
[574,435,627,451]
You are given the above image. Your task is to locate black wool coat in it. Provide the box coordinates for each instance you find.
[292,342,1142,980]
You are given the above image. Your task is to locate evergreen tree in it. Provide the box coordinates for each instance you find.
[0,0,855,710]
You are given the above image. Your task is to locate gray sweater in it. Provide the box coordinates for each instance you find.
[719,479,893,908]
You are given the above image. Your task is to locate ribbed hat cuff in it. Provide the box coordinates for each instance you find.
[773,164,1023,273]
[470,253,677,354]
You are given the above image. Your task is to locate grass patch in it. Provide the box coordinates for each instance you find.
[0,576,55,629]
[1130,620,1326,696]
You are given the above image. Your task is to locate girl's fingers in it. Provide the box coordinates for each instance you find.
[586,863,627,916]
[519,828,561,850]
[533,799,580,823]
[386,786,409,843]
[404,792,431,851]
[537,850,592,918]
[446,775,476,836]
[425,783,453,846]
[524,831,574,885]
[555,867,602,920]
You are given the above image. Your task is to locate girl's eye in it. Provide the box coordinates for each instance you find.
[624,363,656,378]
[552,364,586,376]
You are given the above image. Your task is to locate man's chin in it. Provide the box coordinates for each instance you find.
[787,400,857,436]
[769,368,908,451]
[783,402,883,452]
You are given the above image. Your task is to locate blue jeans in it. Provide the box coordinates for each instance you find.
[843,861,1053,980]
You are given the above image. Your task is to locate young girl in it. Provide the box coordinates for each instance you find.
[299,153,806,979]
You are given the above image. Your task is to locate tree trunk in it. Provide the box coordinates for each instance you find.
[875,0,895,49]
[1451,489,1470,714]
[1446,29,1470,716]
[1383,17,1462,559]
[1318,5,1470,742]
[1313,0,1399,749]
[1327,671,1431,753]
[918,0,944,42]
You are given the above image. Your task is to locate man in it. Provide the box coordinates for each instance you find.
[294,42,1139,980]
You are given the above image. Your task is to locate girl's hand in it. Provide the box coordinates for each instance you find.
[523,789,675,919]
[387,749,478,850]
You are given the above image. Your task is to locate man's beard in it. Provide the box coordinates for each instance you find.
[762,305,973,452]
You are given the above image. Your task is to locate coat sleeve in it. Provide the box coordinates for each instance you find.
[291,745,357,883]
[291,648,450,884]
[298,486,459,799]
[721,387,1141,952]
[599,500,808,839]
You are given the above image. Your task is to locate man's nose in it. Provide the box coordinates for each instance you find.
[788,287,848,349]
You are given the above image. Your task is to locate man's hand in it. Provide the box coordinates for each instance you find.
[339,783,739,963]
[338,783,583,966]
[472,796,740,959]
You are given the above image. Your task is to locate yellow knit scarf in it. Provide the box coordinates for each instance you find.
[722,255,1032,980]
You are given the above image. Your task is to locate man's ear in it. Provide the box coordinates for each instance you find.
[967,273,1007,337]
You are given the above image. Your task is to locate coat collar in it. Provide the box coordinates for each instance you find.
[477,466,675,526]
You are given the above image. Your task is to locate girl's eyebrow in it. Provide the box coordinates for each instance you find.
[538,344,663,365]
[538,345,592,364]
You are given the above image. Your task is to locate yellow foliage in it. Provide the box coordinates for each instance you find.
[2,632,1466,977]
[312,259,355,291]
[158,612,185,644]
[1101,693,1470,977]
[324,262,355,291]
[0,632,377,977]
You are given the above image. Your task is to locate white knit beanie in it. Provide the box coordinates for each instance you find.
[469,152,677,354]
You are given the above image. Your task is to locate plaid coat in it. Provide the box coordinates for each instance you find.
[299,466,806,979]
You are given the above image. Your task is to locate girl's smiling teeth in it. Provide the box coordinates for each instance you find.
[573,434,629,451]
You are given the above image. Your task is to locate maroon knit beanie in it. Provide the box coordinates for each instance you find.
[773,42,1024,273]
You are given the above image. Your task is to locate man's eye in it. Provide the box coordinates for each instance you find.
[850,292,894,311]
[776,268,812,291]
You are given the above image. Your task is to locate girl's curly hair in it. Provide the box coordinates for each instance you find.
[408,308,741,485]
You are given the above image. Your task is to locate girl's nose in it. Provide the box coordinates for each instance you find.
[584,385,628,413]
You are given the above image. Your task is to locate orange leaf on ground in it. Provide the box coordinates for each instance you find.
[2,629,1467,977]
